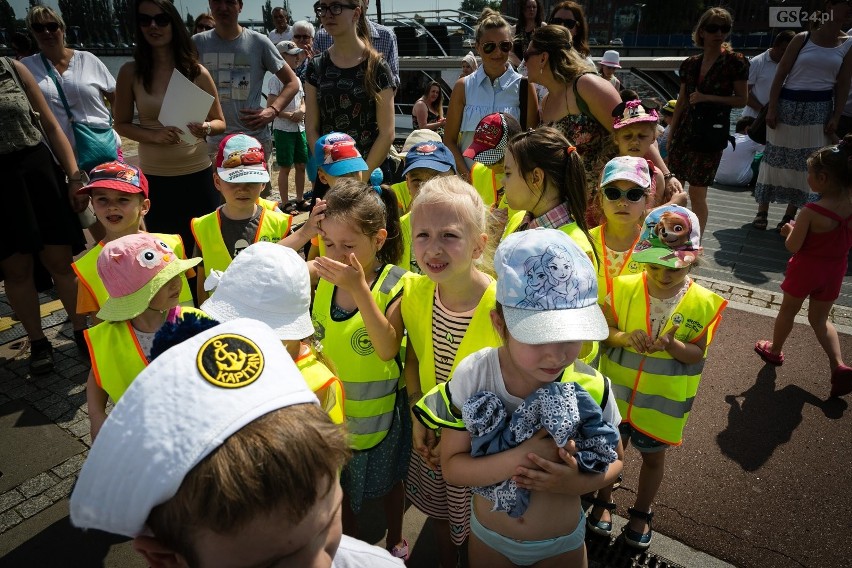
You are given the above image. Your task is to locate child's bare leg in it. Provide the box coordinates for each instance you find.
[468,532,516,568]
[591,485,615,525]
[535,544,587,568]
[295,163,306,201]
[770,293,806,354]
[279,166,292,201]
[808,299,845,370]
[383,481,405,548]
[629,449,666,534]
[432,519,460,568]
[341,492,359,538]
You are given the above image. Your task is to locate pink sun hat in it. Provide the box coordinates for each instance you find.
[612,99,660,129]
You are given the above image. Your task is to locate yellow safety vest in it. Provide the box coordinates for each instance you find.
[397,212,420,274]
[401,275,501,394]
[73,233,194,311]
[85,306,205,402]
[415,359,609,431]
[191,207,292,274]
[588,224,642,304]
[257,197,280,211]
[311,264,410,450]
[295,345,345,425]
[470,162,502,208]
[600,273,727,445]
[391,180,412,214]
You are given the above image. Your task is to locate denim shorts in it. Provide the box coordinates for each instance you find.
[469,501,585,566]
[619,422,669,453]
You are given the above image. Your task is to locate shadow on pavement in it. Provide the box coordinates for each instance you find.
[716,364,848,472]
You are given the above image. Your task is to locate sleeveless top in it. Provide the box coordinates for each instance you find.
[460,65,522,152]
[0,60,42,154]
[786,36,852,92]
[798,203,852,260]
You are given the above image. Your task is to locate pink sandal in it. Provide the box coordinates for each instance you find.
[754,340,784,366]
[830,365,852,398]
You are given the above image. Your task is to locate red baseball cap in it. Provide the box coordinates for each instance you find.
[463,113,509,166]
[77,161,148,197]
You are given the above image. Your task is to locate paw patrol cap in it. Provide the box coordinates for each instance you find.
[216,133,270,184]
[632,205,702,269]
[494,228,608,344]
[70,318,320,537]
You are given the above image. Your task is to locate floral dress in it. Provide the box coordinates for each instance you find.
[668,51,749,186]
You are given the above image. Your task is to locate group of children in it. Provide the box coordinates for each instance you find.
[64,82,852,567]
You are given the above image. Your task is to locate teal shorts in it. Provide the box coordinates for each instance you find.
[273,130,308,167]
[469,502,585,566]
[619,422,669,453]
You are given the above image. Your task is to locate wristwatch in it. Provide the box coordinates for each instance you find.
[66,170,90,184]
[204,122,212,136]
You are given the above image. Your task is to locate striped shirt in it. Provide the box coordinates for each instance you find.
[431,288,475,384]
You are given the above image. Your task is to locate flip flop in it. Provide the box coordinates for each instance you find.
[830,365,852,398]
[754,340,784,366]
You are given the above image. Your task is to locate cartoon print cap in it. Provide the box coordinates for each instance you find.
[495,228,608,344]
[600,155,651,188]
[96,233,201,321]
[662,99,677,114]
[310,132,369,179]
[70,318,320,538]
[215,133,270,184]
[612,99,660,129]
[463,112,509,165]
[77,161,148,197]
[403,141,457,176]
[632,205,702,268]
[401,129,443,153]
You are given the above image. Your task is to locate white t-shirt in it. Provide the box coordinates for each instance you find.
[714,133,764,186]
[332,535,404,567]
[743,50,779,118]
[268,75,304,132]
[268,28,294,44]
[21,50,118,152]
[448,347,621,426]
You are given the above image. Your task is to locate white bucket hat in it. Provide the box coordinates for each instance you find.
[600,50,621,68]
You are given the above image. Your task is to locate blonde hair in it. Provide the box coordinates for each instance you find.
[475,8,510,43]
[692,7,733,50]
[26,5,65,33]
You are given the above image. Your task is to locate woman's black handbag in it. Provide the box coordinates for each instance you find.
[687,103,733,153]
[747,106,768,145]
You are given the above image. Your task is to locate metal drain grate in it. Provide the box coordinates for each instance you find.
[587,534,687,568]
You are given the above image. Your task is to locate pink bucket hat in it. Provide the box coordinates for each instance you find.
[96,233,201,321]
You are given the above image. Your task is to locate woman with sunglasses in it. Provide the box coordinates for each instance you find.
[548,1,595,68]
[113,0,225,259]
[193,13,215,35]
[751,0,852,232]
[666,7,748,235]
[443,8,539,179]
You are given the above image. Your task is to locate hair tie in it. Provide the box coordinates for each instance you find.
[566,145,576,155]
[369,168,383,195]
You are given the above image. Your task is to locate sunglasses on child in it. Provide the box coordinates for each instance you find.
[138,13,171,27]
[31,22,61,33]
[703,23,731,34]
[481,40,513,54]
[602,186,647,202]
[549,17,577,29]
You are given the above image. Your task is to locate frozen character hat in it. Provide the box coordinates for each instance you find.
[401,129,443,153]
[77,161,149,197]
[201,242,314,340]
[311,132,369,178]
[600,50,621,68]
[600,156,651,188]
[403,141,457,176]
[96,233,201,321]
[633,205,702,268]
[463,112,509,166]
[215,133,270,184]
[495,228,608,344]
[70,318,320,537]
[276,40,303,55]
[612,99,660,129]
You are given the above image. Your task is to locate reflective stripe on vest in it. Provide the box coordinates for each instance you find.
[414,360,608,430]
[600,273,726,445]
[191,208,293,274]
[401,274,501,394]
[295,348,345,425]
[588,224,642,304]
[73,233,194,310]
[311,264,409,450]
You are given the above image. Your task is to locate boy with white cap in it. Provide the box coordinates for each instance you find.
[71,318,403,568]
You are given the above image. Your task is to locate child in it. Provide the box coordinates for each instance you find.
[402,177,501,568]
[658,99,676,161]
[84,233,203,441]
[269,40,310,213]
[398,141,457,273]
[599,50,622,90]
[611,99,687,210]
[191,134,296,302]
[309,179,412,559]
[589,156,653,305]
[714,116,764,187]
[597,205,727,549]
[72,162,194,328]
[390,129,444,211]
[463,112,521,210]
[438,228,623,568]
[71,318,404,567]
[200,241,345,424]
[755,140,852,397]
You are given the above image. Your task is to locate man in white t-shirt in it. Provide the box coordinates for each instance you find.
[715,117,765,186]
[743,30,795,118]
[268,7,293,43]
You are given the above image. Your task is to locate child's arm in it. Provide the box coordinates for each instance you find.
[405,345,440,469]
[648,325,708,365]
[86,369,109,442]
[782,207,812,254]
[513,438,625,496]
[278,199,327,251]
[602,297,653,353]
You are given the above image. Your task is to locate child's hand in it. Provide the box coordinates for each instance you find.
[412,419,441,470]
[313,253,366,292]
[513,439,582,494]
[626,329,653,353]
[780,220,795,237]
[300,199,327,238]
[648,325,678,354]
[516,429,560,469]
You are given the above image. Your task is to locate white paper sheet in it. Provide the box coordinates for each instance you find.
[157,69,215,145]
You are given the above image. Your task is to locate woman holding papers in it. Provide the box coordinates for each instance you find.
[114,0,225,252]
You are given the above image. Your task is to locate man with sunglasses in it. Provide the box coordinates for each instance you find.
[312,0,400,87]
[194,0,299,194]
[268,7,293,44]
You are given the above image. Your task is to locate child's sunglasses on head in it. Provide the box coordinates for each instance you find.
[549,17,577,29]
[603,186,647,202]
[702,23,731,34]
[481,40,513,54]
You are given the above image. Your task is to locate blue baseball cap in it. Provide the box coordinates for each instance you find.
[402,142,457,176]
[308,133,368,181]
[494,228,607,344]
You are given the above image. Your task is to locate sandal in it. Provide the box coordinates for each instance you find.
[776,213,796,232]
[282,199,299,215]
[623,507,654,549]
[830,365,852,398]
[754,340,784,366]
[752,211,768,230]
[388,538,410,561]
[586,498,617,537]
[29,338,54,376]
[297,198,313,212]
